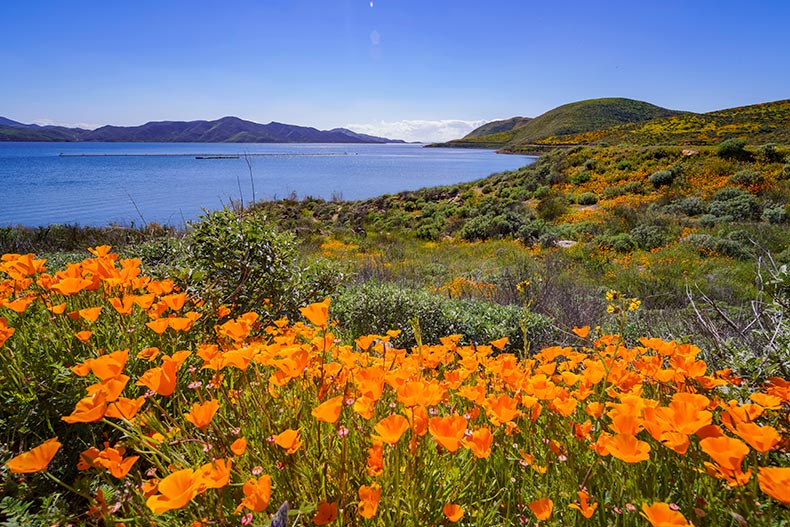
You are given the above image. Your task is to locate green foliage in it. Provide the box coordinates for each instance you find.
[758,143,784,163]
[717,138,751,160]
[332,281,555,353]
[630,224,667,250]
[536,194,568,221]
[576,192,598,205]
[187,208,299,316]
[708,187,762,220]
[729,169,765,188]
[648,169,674,188]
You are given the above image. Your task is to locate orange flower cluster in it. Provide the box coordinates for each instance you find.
[2,248,789,525]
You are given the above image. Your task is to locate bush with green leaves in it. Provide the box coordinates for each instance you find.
[729,169,765,188]
[762,205,787,225]
[576,192,598,205]
[716,138,750,160]
[332,281,555,354]
[757,143,784,163]
[707,187,762,220]
[648,169,674,188]
[630,224,667,250]
[187,208,299,316]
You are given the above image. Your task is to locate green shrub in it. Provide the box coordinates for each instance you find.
[708,187,761,220]
[187,208,298,316]
[762,205,787,224]
[677,196,704,216]
[576,192,598,205]
[536,195,568,221]
[757,143,784,163]
[570,171,591,185]
[729,169,765,188]
[631,224,667,250]
[716,138,750,160]
[333,281,555,353]
[648,169,674,188]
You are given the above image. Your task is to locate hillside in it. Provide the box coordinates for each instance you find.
[0,116,404,143]
[430,98,683,150]
[535,99,790,147]
[500,98,684,150]
[464,116,532,138]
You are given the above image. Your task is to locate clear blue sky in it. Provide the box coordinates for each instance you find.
[1,0,789,141]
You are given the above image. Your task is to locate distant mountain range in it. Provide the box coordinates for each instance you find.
[430,97,790,152]
[0,116,405,143]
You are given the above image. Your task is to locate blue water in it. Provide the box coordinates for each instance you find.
[0,143,535,227]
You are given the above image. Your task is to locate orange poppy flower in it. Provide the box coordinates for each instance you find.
[231,437,247,456]
[235,475,271,513]
[529,497,553,521]
[78,306,102,322]
[604,433,651,463]
[313,500,338,525]
[572,326,591,339]
[161,292,187,311]
[464,427,493,459]
[428,415,467,453]
[699,435,749,472]
[146,318,170,334]
[184,400,220,430]
[105,397,145,420]
[353,395,376,420]
[312,395,344,424]
[486,393,521,425]
[749,392,783,409]
[640,502,691,527]
[733,422,780,453]
[443,503,464,522]
[490,337,509,350]
[62,393,108,423]
[218,312,258,341]
[93,447,139,479]
[75,330,93,343]
[3,296,36,313]
[568,490,597,519]
[275,429,302,454]
[4,437,61,473]
[367,438,384,476]
[300,298,330,327]
[194,458,232,491]
[358,482,381,519]
[146,468,198,514]
[168,317,194,332]
[109,296,136,315]
[758,466,790,504]
[374,414,410,445]
[407,405,429,437]
[136,353,188,397]
[49,276,93,296]
[137,347,160,361]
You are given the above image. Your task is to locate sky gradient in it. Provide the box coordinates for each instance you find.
[2,1,789,142]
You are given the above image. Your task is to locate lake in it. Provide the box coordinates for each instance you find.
[0,142,535,227]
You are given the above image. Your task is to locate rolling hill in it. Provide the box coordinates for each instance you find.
[534,99,790,147]
[433,98,683,150]
[0,116,404,143]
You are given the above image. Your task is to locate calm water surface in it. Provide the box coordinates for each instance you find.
[0,143,535,227]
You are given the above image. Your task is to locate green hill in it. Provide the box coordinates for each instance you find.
[464,116,531,139]
[430,98,684,151]
[500,98,684,151]
[537,99,790,147]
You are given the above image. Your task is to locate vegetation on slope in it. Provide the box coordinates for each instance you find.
[536,99,790,148]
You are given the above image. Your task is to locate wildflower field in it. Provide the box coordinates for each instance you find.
[1,247,789,526]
